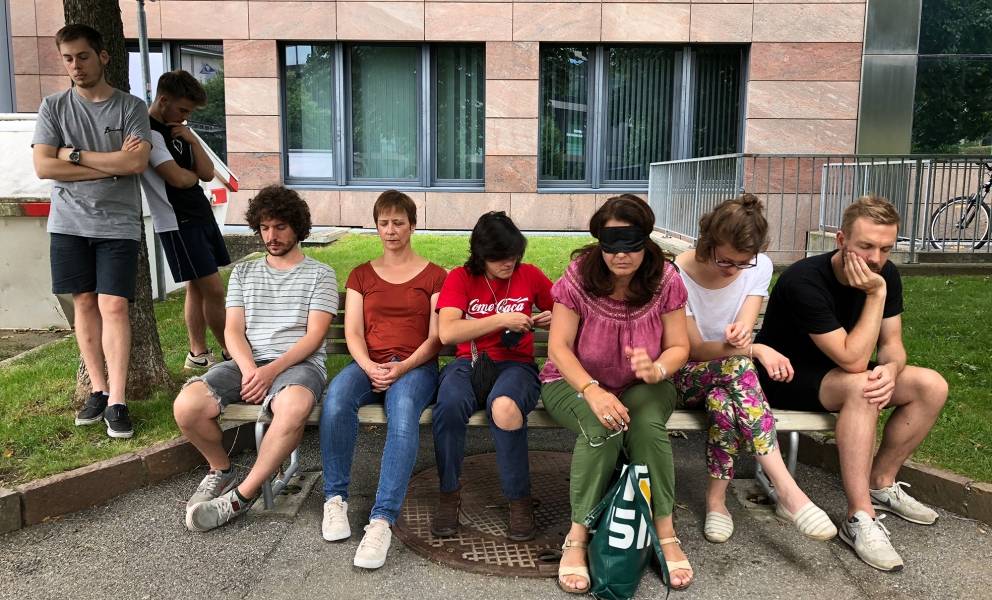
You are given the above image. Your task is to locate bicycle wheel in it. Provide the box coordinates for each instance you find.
[927,197,991,251]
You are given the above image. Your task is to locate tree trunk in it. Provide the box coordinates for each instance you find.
[64,0,172,402]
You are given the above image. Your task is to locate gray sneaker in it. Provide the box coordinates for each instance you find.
[353,519,392,569]
[185,488,255,532]
[186,469,238,509]
[839,511,903,572]
[870,481,939,525]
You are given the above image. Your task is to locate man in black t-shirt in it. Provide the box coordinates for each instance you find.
[146,70,231,369]
[755,197,947,573]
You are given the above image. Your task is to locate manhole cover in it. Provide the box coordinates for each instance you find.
[394,451,572,577]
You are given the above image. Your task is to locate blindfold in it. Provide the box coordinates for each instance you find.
[597,226,647,254]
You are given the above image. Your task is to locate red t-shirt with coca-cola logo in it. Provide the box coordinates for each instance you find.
[436,263,554,362]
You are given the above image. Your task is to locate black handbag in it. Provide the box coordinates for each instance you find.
[470,340,498,411]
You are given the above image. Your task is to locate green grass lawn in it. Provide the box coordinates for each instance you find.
[1,233,989,486]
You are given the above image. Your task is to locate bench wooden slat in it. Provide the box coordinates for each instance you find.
[220,403,835,432]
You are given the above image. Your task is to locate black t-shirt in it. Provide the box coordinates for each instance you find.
[755,250,903,370]
[150,117,214,224]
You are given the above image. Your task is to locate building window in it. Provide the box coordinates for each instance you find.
[125,41,228,162]
[282,43,484,187]
[912,0,992,153]
[539,44,744,189]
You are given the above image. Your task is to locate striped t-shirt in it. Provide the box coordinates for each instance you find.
[226,255,338,376]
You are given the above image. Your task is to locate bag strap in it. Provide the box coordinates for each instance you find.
[582,465,629,528]
[628,467,672,596]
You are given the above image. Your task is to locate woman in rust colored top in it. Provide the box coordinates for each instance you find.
[319,191,447,570]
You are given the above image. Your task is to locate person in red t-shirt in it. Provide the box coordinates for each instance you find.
[319,191,447,570]
[431,211,553,542]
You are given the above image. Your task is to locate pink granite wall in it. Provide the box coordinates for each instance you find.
[10,0,866,230]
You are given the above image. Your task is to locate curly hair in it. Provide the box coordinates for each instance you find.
[694,193,769,262]
[464,211,527,276]
[572,194,672,308]
[244,185,312,242]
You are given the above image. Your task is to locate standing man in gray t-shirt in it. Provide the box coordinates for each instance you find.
[31,24,152,439]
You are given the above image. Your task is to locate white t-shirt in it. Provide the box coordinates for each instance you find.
[679,253,773,342]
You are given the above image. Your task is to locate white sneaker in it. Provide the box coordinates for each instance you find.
[839,511,904,572]
[354,519,392,569]
[870,481,939,525]
[322,495,351,541]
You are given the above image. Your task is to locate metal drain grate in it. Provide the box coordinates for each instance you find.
[394,451,573,577]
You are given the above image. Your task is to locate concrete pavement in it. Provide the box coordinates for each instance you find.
[1,428,989,600]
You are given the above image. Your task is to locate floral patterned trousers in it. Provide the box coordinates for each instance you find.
[673,356,778,479]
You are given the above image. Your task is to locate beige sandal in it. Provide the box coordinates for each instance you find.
[557,538,590,594]
[659,537,694,591]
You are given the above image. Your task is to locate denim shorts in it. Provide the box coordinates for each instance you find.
[187,359,325,413]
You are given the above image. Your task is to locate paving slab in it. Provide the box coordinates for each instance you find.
[0,487,20,534]
[1,429,990,600]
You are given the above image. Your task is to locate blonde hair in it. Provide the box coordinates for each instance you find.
[694,193,769,262]
[841,196,900,236]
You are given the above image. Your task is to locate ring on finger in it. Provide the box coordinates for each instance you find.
[603,414,614,422]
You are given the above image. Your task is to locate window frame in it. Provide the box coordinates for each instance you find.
[537,43,747,191]
[280,41,486,189]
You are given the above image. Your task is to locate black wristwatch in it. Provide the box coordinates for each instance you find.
[68,148,81,165]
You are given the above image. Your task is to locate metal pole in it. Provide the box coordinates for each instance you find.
[136,0,166,300]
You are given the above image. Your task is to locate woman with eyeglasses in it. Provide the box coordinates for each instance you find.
[431,211,554,542]
[540,194,693,593]
[672,194,835,545]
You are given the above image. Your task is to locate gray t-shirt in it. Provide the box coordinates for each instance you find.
[226,255,338,376]
[139,129,180,233]
[32,88,152,241]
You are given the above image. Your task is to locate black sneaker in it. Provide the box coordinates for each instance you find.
[104,403,134,439]
[75,391,108,426]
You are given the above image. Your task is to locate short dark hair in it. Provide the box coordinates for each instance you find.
[55,24,105,55]
[464,211,527,276]
[373,190,417,226]
[695,193,769,262]
[573,194,671,308]
[245,186,312,242]
[155,70,207,106]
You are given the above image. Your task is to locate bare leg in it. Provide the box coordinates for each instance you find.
[72,292,108,393]
[197,273,228,353]
[755,447,812,514]
[560,522,590,592]
[820,369,878,518]
[706,478,731,515]
[98,294,130,405]
[491,396,523,430]
[237,386,314,498]
[869,366,947,489]
[184,282,208,356]
[173,382,229,470]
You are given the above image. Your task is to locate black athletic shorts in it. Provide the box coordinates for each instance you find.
[158,220,231,283]
[757,359,879,413]
[50,233,139,300]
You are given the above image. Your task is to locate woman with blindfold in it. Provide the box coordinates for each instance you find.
[540,194,693,592]
[431,211,554,542]
[672,194,835,544]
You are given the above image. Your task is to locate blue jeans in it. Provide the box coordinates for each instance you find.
[433,358,540,501]
[320,360,438,524]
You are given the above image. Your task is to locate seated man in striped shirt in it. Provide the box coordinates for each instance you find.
[174,185,338,531]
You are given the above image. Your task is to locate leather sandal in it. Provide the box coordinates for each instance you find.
[557,538,590,594]
[659,537,694,591]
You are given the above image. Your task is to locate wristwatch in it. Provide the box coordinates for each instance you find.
[68,148,81,165]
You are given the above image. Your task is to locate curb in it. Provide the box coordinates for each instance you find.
[791,432,992,527]
[0,423,255,534]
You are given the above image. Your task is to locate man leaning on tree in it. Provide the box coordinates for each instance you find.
[32,24,152,439]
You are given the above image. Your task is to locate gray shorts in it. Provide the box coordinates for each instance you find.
[187,360,325,413]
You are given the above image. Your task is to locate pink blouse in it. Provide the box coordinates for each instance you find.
[539,257,688,395]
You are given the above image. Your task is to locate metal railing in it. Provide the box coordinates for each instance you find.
[648,153,992,263]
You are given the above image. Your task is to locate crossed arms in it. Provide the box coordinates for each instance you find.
[33,135,150,181]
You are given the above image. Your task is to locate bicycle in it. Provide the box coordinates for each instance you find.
[926,161,992,250]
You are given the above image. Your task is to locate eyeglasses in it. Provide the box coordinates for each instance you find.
[571,408,625,448]
[712,250,758,270]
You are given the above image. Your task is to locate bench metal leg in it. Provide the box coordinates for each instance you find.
[255,421,275,510]
[755,432,801,504]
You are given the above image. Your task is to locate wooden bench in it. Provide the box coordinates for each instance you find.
[221,292,836,509]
